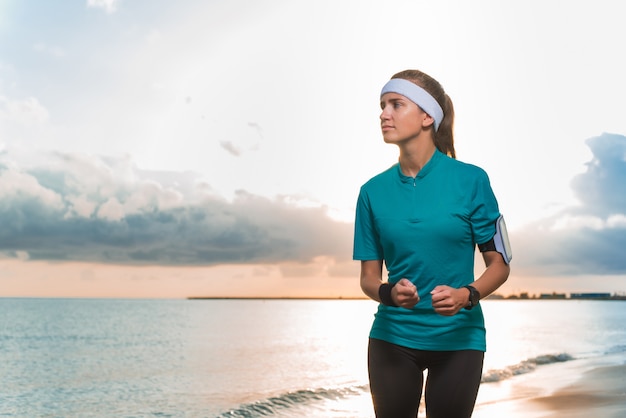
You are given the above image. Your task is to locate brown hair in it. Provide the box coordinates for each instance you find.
[391,69,456,159]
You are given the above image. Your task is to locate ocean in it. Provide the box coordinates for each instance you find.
[1,298,625,417]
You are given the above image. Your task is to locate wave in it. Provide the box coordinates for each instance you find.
[605,344,626,356]
[481,352,575,383]
[218,353,576,416]
[216,385,369,417]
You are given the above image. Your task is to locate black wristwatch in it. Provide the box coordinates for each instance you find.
[464,285,480,310]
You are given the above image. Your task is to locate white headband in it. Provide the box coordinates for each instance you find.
[380,78,444,131]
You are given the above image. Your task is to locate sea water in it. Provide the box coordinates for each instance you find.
[0,298,624,417]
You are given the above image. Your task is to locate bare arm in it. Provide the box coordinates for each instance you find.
[359,259,385,301]
[471,251,510,299]
[360,260,419,308]
[431,251,510,316]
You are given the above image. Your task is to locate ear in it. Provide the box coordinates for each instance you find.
[421,113,435,130]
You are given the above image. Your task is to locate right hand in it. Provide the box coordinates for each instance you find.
[393,278,419,308]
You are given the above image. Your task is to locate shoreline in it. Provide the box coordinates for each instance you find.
[530,364,626,417]
[474,359,626,417]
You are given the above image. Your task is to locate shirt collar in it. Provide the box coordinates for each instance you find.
[395,149,444,183]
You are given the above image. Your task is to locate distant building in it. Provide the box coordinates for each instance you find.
[539,293,566,299]
[570,293,611,300]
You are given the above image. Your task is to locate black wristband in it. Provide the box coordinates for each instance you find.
[378,282,398,307]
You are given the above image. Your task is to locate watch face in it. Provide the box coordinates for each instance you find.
[467,286,479,305]
[464,286,479,310]
[471,290,479,305]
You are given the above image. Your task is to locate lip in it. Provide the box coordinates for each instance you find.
[381,125,394,131]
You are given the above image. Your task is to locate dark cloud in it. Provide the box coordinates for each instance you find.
[0,152,352,266]
[5,133,623,277]
[511,133,626,276]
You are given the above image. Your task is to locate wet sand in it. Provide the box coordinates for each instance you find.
[474,362,626,417]
[531,364,626,417]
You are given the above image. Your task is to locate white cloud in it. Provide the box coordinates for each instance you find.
[125,180,183,212]
[550,214,626,231]
[65,195,98,218]
[0,250,31,261]
[86,0,120,14]
[0,96,49,125]
[97,197,125,221]
[0,168,63,209]
[550,215,604,231]
[607,214,626,229]
[15,250,30,261]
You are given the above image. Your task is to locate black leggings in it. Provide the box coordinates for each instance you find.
[368,338,484,418]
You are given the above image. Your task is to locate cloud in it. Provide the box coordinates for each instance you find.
[0,96,49,125]
[3,134,622,278]
[218,123,263,157]
[219,140,242,157]
[570,133,626,216]
[0,150,352,266]
[86,0,120,14]
[511,133,626,276]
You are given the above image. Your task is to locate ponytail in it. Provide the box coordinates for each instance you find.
[435,94,455,158]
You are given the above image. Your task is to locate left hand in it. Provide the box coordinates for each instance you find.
[430,285,468,316]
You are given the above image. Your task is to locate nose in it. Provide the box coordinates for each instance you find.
[380,105,390,122]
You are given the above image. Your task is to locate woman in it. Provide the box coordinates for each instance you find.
[353,69,511,418]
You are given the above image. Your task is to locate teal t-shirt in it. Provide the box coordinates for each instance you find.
[353,150,501,352]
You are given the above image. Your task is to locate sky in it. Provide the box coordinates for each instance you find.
[0,0,625,298]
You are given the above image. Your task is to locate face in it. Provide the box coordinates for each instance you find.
[380,92,432,144]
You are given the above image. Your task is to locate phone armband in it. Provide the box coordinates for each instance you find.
[478,215,512,264]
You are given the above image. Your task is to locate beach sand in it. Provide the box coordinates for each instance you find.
[531,364,626,417]
[474,361,626,417]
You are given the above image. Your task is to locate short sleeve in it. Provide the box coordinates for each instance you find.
[353,187,383,260]
[470,169,501,245]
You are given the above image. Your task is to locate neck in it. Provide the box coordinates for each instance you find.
[398,140,436,177]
